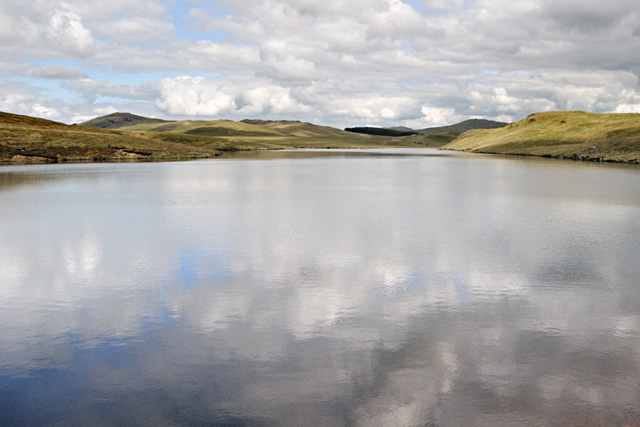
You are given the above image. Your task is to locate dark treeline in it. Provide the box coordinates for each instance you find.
[344,127,417,137]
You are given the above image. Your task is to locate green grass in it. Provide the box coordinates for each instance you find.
[442,111,640,163]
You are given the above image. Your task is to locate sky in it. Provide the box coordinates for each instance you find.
[1,0,640,129]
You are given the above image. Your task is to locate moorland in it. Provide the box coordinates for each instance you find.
[0,111,452,164]
[1,110,639,164]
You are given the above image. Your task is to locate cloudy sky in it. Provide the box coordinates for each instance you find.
[1,0,640,128]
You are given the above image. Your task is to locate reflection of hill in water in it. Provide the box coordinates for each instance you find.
[0,169,57,191]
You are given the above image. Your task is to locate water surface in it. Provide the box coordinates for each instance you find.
[1,149,640,426]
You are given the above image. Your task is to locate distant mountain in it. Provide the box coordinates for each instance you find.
[386,126,415,133]
[394,130,461,147]
[241,119,360,138]
[80,112,169,129]
[416,119,507,135]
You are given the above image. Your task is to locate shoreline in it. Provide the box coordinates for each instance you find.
[0,143,432,166]
[4,146,640,167]
[3,144,640,167]
[439,147,640,165]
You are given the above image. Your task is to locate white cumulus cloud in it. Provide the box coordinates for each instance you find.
[156,76,237,117]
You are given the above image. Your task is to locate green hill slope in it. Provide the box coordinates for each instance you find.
[80,112,169,129]
[442,111,640,163]
[0,111,220,164]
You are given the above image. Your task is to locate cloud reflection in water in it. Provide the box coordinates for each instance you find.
[1,151,640,426]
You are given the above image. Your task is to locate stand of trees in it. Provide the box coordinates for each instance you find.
[344,127,417,137]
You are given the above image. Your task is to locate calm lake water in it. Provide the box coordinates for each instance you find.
[1,148,640,426]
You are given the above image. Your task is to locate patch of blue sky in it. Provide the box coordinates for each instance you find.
[173,0,231,19]
[171,0,230,42]
[96,71,226,88]
[177,26,228,42]
[405,1,427,14]
[405,0,471,16]
[88,69,185,85]
[404,0,447,17]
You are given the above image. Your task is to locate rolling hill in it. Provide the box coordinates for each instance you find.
[0,111,221,163]
[243,119,363,138]
[6,110,638,165]
[80,112,169,129]
[386,118,507,135]
[79,114,431,152]
[395,131,462,147]
[415,118,507,135]
[442,111,640,163]
[0,111,426,164]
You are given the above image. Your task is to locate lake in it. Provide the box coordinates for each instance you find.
[1,148,640,426]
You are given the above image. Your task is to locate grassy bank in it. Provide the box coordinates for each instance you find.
[442,111,640,164]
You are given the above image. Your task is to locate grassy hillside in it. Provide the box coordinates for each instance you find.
[0,111,220,164]
[442,111,640,163]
